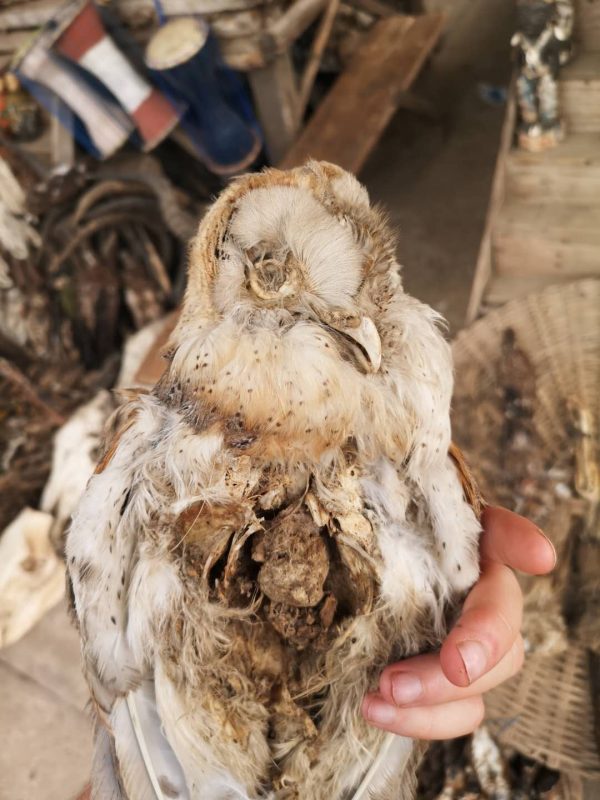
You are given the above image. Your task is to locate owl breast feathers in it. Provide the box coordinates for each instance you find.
[66,161,481,800]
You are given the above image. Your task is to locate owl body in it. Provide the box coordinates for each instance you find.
[67,163,481,800]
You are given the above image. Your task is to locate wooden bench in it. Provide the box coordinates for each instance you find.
[280,13,444,173]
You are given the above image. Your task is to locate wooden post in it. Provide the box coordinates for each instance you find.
[297,0,341,120]
[259,0,328,58]
[49,94,75,172]
[465,77,517,323]
[247,51,300,163]
[280,14,445,173]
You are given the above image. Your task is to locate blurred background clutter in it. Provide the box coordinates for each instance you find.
[0,0,599,798]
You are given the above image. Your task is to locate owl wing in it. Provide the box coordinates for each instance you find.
[67,402,144,713]
[66,400,189,800]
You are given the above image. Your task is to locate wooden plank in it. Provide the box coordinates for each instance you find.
[0,0,59,31]
[483,274,578,308]
[260,0,328,58]
[560,53,600,133]
[465,76,517,323]
[561,50,600,80]
[119,0,272,18]
[505,132,600,204]
[0,30,34,54]
[297,0,341,118]
[493,201,600,278]
[346,0,394,17]
[248,51,300,162]
[49,100,75,171]
[584,779,600,800]
[574,0,600,52]
[469,51,600,320]
[279,13,444,173]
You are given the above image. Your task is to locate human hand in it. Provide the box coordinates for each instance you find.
[361,506,556,739]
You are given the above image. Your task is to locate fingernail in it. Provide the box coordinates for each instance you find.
[536,527,557,568]
[364,698,398,726]
[391,673,423,705]
[457,640,488,683]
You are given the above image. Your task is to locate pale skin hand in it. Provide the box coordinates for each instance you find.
[362,506,557,739]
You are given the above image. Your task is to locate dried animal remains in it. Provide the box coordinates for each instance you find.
[67,161,482,800]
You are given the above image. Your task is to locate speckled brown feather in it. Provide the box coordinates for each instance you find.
[449,442,484,520]
[94,410,139,475]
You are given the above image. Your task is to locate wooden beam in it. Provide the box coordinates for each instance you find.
[0,0,59,31]
[248,51,300,163]
[573,0,600,52]
[560,53,600,134]
[465,75,516,323]
[279,13,444,173]
[483,274,575,309]
[260,0,328,58]
[346,0,394,18]
[395,89,439,119]
[493,201,600,277]
[0,30,34,54]
[297,0,341,119]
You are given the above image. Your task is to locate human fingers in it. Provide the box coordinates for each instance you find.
[361,694,485,740]
[480,506,556,574]
[377,635,524,708]
[440,559,523,687]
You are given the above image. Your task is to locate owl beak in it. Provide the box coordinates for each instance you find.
[336,316,382,373]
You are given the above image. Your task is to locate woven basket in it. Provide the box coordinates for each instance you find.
[453,279,599,463]
[485,646,600,779]
[452,279,600,779]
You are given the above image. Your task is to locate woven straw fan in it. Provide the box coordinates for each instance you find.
[452,279,600,780]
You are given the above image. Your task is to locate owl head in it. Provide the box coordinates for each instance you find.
[164,163,450,454]
[172,161,402,376]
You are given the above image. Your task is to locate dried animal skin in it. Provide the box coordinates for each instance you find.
[0,508,64,647]
[227,619,290,705]
[256,509,329,608]
[266,597,333,651]
[184,493,364,653]
[176,465,372,655]
[178,503,248,572]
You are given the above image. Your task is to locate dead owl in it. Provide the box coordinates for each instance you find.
[67,161,482,800]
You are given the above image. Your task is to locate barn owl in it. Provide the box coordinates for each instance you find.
[66,161,482,800]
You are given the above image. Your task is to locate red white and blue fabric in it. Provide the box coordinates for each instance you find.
[55,1,180,151]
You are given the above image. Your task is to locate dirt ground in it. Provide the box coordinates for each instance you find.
[0,3,517,798]
[363,0,514,334]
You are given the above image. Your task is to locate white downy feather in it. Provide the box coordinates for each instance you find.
[111,681,190,800]
[349,733,411,800]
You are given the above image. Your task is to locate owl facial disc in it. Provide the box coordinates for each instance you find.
[245,249,302,302]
